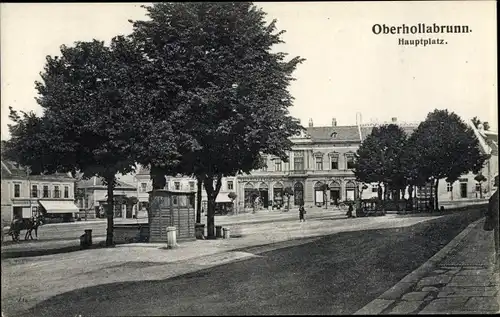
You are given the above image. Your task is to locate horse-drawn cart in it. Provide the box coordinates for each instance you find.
[6,215,44,242]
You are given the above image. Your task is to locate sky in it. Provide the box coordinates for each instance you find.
[1,2,497,138]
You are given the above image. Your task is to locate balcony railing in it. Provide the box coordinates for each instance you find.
[288,170,307,176]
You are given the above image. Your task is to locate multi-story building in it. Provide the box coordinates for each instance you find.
[75,176,138,219]
[237,116,498,210]
[1,160,78,226]
[134,165,238,214]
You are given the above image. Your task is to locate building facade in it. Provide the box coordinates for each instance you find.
[75,176,138,219]
[237,117,499,210]
[1,160,78,226]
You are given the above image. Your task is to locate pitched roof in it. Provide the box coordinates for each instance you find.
[305,126,361,142]
[77,176,136,189]
[1,160,74,181]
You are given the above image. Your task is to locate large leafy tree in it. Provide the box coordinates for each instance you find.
[410,109,488,210]
[129,2,304,238]
[354,124,408,202]
[3,39,158,246]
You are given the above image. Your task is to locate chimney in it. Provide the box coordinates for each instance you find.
[391,117,397,123]
[308,118,313,127]
[332,118,337,127]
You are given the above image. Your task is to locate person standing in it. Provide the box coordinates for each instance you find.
[484,175,499,268]
[299,205,306,222]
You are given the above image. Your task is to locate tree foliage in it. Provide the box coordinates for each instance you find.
[128,2,304,237]
[3,39,155,246]
[410,109,488,209]
[354,124,408,193]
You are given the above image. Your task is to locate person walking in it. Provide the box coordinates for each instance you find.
[299,205,306,222]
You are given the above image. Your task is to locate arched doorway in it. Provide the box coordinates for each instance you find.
[258,182,269,209]
[329,181,341,205]
[273,182,284,208]
[244,183,255,208]
[293,182,304,206]
[345,181,356,201]
[314,181,324,206]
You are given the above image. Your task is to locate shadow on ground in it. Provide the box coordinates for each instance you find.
[12,208,484,317]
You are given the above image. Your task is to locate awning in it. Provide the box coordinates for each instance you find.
[216,195,232,203]
[39,200,79,214]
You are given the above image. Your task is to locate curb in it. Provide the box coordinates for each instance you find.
[353,217,485,315]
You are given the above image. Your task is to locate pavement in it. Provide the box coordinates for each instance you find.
[355,218,500,315]
[2,212,453,316]
[2,206,496,316]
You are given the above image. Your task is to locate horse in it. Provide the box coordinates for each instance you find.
[7,215,44,242]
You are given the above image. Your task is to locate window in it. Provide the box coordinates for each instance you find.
[315,156,323,170]
[475,183,481,192]
[189,181,195,191]
[275,159,282,172]
[14,184,20,198]
[31,185,38,198]
[227,181,234,190]
[330,154,339,170]
[174,182,180,190]
[447,182,454,192]
[140,183,147,192]
[173,196,178,205]
[372,184,378,193]
[293,156,304,171]
[64,186,69,198]
[54,186,61,198]
[346,154,355,169]
[43,185,49,198]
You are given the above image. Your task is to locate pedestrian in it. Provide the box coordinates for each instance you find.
[346,203,353,218]
[299,205,306,222]
[484,175,499,268]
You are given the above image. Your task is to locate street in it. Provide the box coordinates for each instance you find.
[1,207,484,316]
[1,207,344,244]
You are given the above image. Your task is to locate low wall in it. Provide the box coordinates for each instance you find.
[113,224,149,244]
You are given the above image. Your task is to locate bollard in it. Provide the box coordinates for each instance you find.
[215,225,223,238]
[166,226,178,249]
[80,234,87,249]
[85,229,93,246]
[223,228,230,239]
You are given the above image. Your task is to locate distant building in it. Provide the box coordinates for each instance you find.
[75,176,138,219]
[1,160,78,226]
[237,117,499,210]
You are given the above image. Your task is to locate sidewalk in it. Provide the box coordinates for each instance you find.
[355,218,500,315]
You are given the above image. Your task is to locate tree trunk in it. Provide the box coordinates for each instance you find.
[408,185,414,211]
[434,179,439,210]
[377,183,383,200]
[479,183,483,199]
[105,175,115,247]
[287,196,290,211]
[204,174,223,239]
[196,176,203,223]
